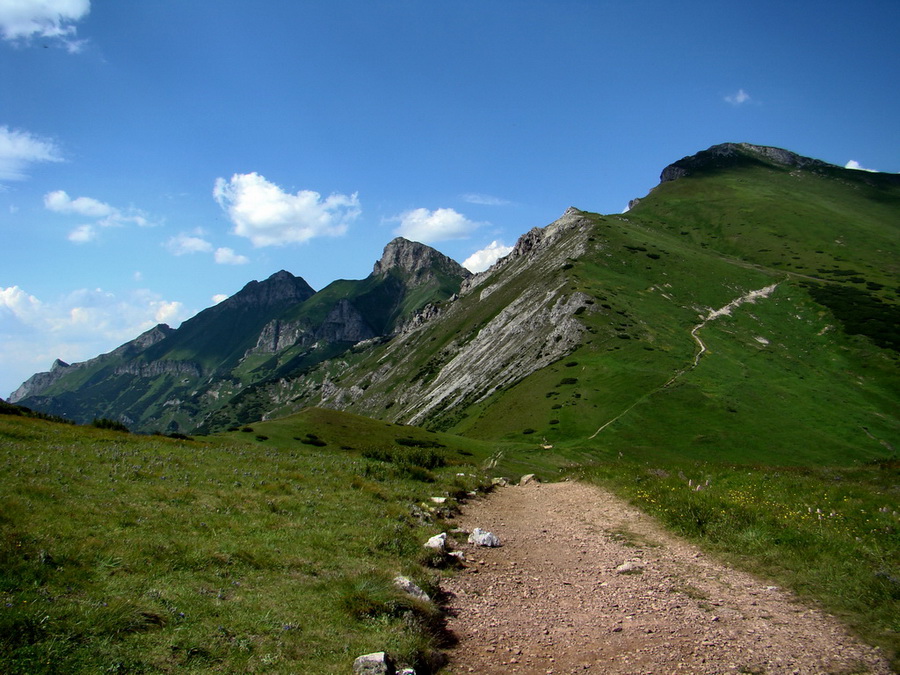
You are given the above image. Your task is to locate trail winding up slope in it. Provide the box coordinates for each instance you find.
[588,283,779,440]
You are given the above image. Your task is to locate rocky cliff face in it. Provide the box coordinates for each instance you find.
[8,358,75,403]
[247,299,378,356]
[315,299,378,343]
[385,209,593,426]
[113,360,202,379]
[461,206,586,296]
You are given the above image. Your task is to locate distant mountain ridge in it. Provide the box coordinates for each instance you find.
[11,238,470,431]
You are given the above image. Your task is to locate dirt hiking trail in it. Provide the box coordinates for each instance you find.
[443,480,891,674]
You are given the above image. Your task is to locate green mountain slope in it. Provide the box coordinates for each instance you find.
[225,143,898,466]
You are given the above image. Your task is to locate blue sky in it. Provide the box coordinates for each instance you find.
[1,0,898,397]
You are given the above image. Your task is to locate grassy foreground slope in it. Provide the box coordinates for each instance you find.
[0,409,508,674]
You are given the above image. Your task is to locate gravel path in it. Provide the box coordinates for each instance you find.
[443,480,892,674]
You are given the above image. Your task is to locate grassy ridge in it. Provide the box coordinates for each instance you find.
[0,411,491,674]
[575,459,900,668]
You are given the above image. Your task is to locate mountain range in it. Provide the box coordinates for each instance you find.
[10,142,899,463]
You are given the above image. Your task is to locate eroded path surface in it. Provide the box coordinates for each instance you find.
[443,481,891,674]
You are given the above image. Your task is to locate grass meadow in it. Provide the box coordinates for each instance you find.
[0,411,489,674]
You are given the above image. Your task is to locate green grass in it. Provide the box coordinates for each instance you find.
[0,411,490,674]
[575,459,900,669]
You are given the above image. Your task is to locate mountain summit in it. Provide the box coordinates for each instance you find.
[659,142,837,183]
[372,237,472,283]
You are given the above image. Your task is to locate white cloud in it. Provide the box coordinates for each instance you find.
[845,160,878,173]
[0,126,64,181]
[0,0,90,51]
[67,224,97,243]
[725,88,751,105]
[211,294,229,305]
[45,190,113,217]
[45,189,156,241]
[213,172,360,247]
[461,193,511,206]
[165,233,213,256]
[392,207,481,243]
[214,247,249,265]
[462,240,513,273]
[0,284,191,398]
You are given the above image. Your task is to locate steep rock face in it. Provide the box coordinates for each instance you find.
[373,237,471,284]
[113,360,202,379]
[249,319,310,354]
[247,300,380,357]
[659,142,833,183]
[392,211,593,426]
[315,299,378,343]
[399,287,590,426]
[8,359,75,403]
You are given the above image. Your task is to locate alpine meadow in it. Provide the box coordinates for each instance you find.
[3,143,898,672]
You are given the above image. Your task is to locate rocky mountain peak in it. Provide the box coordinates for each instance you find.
[222,270,316,310]
[660,142,834,183]
[372,237,471,283]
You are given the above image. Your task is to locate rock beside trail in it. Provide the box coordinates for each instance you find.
[353,651,395,675]
[393,575,430,603]
[519,473,538,486]
[468,527,501,547]
[423,532,447,551]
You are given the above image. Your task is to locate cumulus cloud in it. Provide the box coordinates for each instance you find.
[0,126,64,181]
[214,247,249,265]
[392,207,481,244]
[462,240,514,273]
[213,172,360,247]
[45,189,155,241]
[461,193,511,206]
[0,0,90,52]
[845,160,878,173]
[165,233,214,256]
[211,294,229,305]
[0,284,191,397]
[725,88,751,105]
